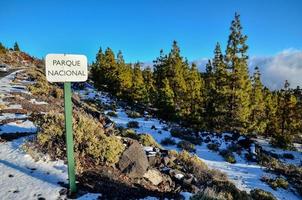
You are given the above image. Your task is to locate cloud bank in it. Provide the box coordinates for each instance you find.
[249,49,302,90]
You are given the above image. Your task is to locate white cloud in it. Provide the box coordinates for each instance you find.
[250,49,302,90]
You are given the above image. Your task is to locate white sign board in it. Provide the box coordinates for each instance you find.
[45,54,88,82]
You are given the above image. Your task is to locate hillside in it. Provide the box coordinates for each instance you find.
[0,49,301,200]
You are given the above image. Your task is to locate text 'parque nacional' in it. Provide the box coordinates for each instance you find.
[45,54,88,82]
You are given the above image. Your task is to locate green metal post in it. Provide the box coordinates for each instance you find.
[64,82,77,194]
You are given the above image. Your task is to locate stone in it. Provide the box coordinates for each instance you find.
[118,141,149,178]
[143,169,163,186]
[163,156,170,166]
[148,155,161,167]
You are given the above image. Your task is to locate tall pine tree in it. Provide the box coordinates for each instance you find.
[225,13,252,133]
[249,66,266,134]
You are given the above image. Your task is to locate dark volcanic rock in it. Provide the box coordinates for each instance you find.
[118,141,149,178]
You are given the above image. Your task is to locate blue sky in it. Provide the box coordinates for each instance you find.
[0,0,301,63]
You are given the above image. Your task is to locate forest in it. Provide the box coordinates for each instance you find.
[90,13,302,149]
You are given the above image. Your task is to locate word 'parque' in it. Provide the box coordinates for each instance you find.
[53,60,81,67]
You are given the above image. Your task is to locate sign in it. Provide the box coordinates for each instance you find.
[45,54,88,82]
[45,53,87,194]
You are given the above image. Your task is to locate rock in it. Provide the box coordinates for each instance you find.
[148,155,161,167]
[183,174,194,185]
[204,136,211,143]
[169,169,185,180]
[238,138,253,149]
[190,185,201,193]
[118,141,149,178]
[163,156,170,166]
[143,169,163,186]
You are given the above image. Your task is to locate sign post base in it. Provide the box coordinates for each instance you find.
[64,82,77,194]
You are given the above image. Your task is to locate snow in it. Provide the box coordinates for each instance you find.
[29,99,48,105]
[255,138,302,166]
[77,193,101,200]
[0,137,68,200]
[0,120,37,134]
[77,86,302,200]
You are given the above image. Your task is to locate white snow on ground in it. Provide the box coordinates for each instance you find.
[78,88,302,200]
[0,120,37,134]
[0,137,68,200]
[255,138,302,166]
[29,99,48,105]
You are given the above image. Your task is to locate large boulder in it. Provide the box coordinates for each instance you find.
[143,169,163,186]
[118,141,149,178]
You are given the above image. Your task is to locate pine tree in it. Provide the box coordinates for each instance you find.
[185,63,204,129]
[263,88,278,137]
[273,81,298,148]
[225,13,252,133]
[249,66,266,134]
[116,51,132,98]
[203,60,216,131]
[0,42,6,54]
[157,78,175,118]
[13,42,20,51]
[142,67,156,105]
[154,41,190,120]
[129,63,148,103]
[212,42,230,132]
[90,47,105,89]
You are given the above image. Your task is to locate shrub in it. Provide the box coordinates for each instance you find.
[170,127,202,145]
[160,137,176,146]
[127,121,139,128]
[177,151,209,181]
[52,87,63,99]
[126,110,141,118]
[219,150,236,164]
[207,143,219,152]
[107,111,118,117]
[177,140,196,152]
[139,134,161,148]
[261,176,289,190]
[33,111,125,166]
[190,187,230,200]
[120,128,139,140]
[27,67,63,99]
[282,153,294,159]
[0,103,7,110]
[250,189,277,200]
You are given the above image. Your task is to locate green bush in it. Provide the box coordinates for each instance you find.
[190,187,230,200]
[160,137,176,146]
[282,153,294,159]
[120,128,139,140]
[33,111,125,167]
[207,143,219,152]
[219,150,236,164]
[126,110,141,118]
[250,189,277,200]
[107,111,118,117]
[177,140,196,152]
[261,176,289,190]
[170,128,202,145]
[127,121,139,128]
[139,134,161,148]
[27,68,63,99]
